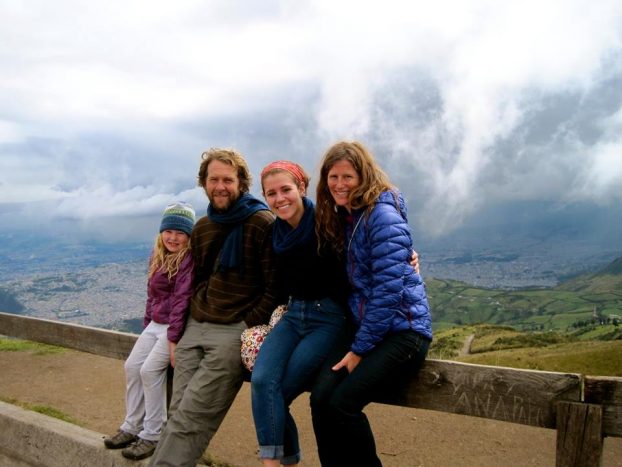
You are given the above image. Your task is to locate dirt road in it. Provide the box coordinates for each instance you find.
[459,334,475,356]
[1,348,621,466]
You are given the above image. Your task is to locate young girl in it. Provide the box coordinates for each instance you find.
[104,201,195,461]
[251,161,350,466]
[311,141,432,467]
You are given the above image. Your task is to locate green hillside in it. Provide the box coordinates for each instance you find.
[429,324,622,376]
[457,339,622,376]
[427,256,622,335]
[598,256,622,275]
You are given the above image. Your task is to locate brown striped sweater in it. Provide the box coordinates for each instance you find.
[189,209,278,327]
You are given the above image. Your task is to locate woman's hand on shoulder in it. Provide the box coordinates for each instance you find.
[410,250,420,274]
[332,351,362,373]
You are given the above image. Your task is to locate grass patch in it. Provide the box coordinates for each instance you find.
[429,325,477,359]
[31,405,78,424]
[472,324,516,337]
[572,325,622,341]
[436,324,620,376]
[473,331,575,353]
[0,396,78,425]
[431,321,462,333]
[0,337,66,355]
[428,335,463,359]
[457,340,622,376]
[471,329,522,353]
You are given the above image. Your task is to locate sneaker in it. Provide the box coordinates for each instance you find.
[103,430,137,449]
[122,438,158,461]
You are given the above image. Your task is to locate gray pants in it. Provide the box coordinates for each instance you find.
[149,317,246,467]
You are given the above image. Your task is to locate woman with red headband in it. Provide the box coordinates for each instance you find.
[250,160,350,466]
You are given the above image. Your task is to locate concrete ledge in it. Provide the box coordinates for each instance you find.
[0,401,149,467]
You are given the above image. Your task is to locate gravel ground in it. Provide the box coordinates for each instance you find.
[1,349,621,467]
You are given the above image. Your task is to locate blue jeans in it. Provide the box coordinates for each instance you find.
[310,325,430,467]
[251,297,346,464]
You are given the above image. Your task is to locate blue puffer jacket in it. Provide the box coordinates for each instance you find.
[344,190,432,355]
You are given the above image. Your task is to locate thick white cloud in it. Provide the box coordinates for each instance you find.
[581,141,622,199]
[0,0,621,236]
[52,185,203,219]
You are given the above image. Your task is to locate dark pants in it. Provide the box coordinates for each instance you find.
[310,326,430,467]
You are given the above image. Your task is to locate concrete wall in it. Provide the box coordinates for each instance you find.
[0,401,148,467]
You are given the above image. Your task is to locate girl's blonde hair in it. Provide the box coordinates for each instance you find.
[148,233,191,280]
[315,141,393,254]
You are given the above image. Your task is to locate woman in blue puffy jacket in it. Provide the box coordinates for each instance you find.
[311,141,432,467]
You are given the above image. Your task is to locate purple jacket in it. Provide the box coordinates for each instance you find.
[144,253,193,343]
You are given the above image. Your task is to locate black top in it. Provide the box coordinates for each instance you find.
[275,233,350,309]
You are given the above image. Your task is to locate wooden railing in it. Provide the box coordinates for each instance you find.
[1,311,620,466]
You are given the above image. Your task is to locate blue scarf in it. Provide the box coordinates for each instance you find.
[272,197,316,255]
[207,192,270,272]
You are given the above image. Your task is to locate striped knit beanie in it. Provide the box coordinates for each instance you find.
[159,201,196,236]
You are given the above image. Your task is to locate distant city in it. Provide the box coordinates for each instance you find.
[0,203,622,332]
[0,260,148,333]
[422,240,615,289]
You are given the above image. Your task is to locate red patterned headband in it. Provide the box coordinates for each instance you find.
[260,160,308,187]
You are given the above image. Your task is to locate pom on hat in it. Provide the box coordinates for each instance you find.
[160,201,196,236]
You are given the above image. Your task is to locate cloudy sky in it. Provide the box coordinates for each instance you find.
[1,0,621,243]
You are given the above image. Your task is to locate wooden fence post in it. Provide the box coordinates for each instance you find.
[556,401,603,467]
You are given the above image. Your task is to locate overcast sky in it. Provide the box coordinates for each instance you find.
[1,0,621,242]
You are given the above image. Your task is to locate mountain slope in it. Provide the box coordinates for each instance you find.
[427,255,622,332]
[597,256,622,275]
[556,255,622,293]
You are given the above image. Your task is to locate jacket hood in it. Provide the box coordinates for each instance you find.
[377,190,407,222]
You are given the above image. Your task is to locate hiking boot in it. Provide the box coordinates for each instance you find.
[103,430,137,449]
[122,438,158,460]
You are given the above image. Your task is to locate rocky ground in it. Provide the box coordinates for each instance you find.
[1,348,621,467]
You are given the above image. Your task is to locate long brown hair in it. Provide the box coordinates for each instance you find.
[315,141,393,253]
[148,234,191,280]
